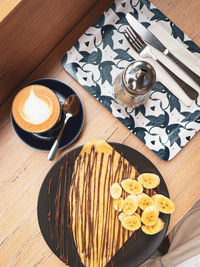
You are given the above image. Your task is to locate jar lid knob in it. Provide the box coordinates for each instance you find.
[124,61,156,95]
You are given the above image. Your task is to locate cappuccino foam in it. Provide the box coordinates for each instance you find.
[12,85,61,133]
[21,87,52,124]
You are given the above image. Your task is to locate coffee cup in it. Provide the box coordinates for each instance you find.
[12,84,63,139]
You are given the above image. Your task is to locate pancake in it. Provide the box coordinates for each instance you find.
[69,138,136,267]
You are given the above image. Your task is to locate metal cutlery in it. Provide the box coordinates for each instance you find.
[48,94,80,161]
[126,13,200,87]
[124,26,199,100]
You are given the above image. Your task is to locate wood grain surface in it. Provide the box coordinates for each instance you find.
[0,0,100,105]
[0,0,22,22]
[0,0,200,266]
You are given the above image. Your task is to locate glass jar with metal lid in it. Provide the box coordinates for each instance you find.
[113,61,156,107]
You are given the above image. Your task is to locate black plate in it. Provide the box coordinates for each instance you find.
[11,78,84,151]
[37,143,170,266]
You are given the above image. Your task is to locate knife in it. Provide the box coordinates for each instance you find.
[126,13,200,88]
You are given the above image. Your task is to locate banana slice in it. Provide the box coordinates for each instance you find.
[152,194,175,214]
[121,178,143,195]
[137,193,154,210]
[118,212,128,222]
[142,218,165,235]
[113,197,124,211]
[123,195,138,215]
[119,212,141,222]
[141,205,159,226]
[121,214,141,231]
[133,212,141,222]
[137,173,160,189]
[110,183,122,199]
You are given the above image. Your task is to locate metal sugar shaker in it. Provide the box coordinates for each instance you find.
[114,61,156,107]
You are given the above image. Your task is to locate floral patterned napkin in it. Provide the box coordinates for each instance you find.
[62,0,200,160]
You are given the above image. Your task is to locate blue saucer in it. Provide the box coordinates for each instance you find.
[11,78,84,151]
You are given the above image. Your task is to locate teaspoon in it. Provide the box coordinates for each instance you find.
[48,94,80,161]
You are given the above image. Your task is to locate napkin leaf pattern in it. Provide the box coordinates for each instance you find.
[171,22,184,41]
[62,0,200,160]
[150,9,170,22]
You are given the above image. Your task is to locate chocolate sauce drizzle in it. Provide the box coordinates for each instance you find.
[48,154,82,266]
[47,145,160,267]
[70,145,136,267]
[55,165,64,246]
[48,178,53,240]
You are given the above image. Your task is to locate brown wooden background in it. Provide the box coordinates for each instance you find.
[0,0,199,105]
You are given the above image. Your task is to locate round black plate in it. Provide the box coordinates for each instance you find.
[11,78,84,151]
[37,143,170,266]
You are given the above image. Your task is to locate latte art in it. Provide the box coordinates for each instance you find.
[21,87,52,124]
[12,85,61,133]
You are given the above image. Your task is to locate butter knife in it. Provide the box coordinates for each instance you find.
[126,13,200,88]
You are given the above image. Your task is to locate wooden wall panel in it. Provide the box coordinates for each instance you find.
[0,0,22,22]
[0,0,99,105]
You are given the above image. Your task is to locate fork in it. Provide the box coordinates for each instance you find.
[124,26,199,100]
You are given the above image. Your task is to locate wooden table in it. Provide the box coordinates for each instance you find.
[0,0,200,266]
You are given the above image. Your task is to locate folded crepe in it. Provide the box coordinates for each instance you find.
[69,138,136,267]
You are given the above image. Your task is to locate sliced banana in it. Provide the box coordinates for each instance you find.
[119,211,141,222]
[137,193,154,210]
[123,195,138,215]
[141,205,159,226]
[121,214,141,231]
[152,194,175,214]
[142,218,165,235]
[133,212,141,222]
[138,173,160,189]
[110,183,122,199]
[113,197,124,211]
[121,178,143,195]
[118,212,128,222]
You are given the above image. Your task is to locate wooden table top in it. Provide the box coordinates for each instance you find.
[0,0,200,266]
